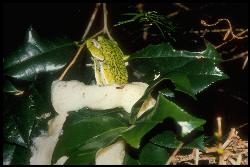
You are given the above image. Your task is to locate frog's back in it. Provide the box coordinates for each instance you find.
[101,38,128,84]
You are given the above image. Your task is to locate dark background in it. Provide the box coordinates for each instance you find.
[2,3,248,138]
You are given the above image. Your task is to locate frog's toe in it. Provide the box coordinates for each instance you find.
[116,84,126,89]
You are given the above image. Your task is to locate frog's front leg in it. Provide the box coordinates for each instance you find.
[123,55,130,61]
[93,59,104,86]
[123,55,130,66]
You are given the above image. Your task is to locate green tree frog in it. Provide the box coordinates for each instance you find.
[86,36,128,86]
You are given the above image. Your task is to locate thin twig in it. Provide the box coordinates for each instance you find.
[237,123,248,130]
[174,3,190,11]
[236,153,242,165]
[166,11,180,18]
[189,28,246,34]
[135,3,148,40]
[58,44,85,81]
[221,50,248,70]
[58,30,103,80]
[216,117,225,165]
[103,3,113,40]
[194,148,200,165]
[242,56,248,70]
[166,142,184,165]
[222,128,237,149]
[81,3,101,41]
[217,117,222,139]
[222,51,248,62]
[200,19,248,49]
[215,28,247,49]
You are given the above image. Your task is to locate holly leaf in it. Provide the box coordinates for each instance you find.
[3,79,23,95]
[52,108,129,164]
[4,85,56,147]
[129,42,228,94]
[138,142,169,165]
[123,142,169,165]
[150,130,206,151]
[3,26,76,81]
[3,143,31,165]
[122,94,206,148]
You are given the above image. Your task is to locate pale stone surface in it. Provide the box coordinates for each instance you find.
[30,80,155,165]
[51,80,149,113]
[95,140,126,165]
[54,156,69,165]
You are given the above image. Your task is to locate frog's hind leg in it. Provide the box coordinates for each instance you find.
[116,84,125,89]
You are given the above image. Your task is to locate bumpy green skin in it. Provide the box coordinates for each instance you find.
[86,36,128,86]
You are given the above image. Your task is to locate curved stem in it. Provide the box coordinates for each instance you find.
[58,30,103,80]
[103,3,113,40]
[58,3,114,80]
[81,3,101,41]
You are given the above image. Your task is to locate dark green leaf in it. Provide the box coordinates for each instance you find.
[3,143,15,165]
[4,115,27,147]
[78,127,127,152]
[150,131,205,151]
[52,108,129,164]
[3,79,23,94]
[139,142,169,165]
[65,151,96,165]
[167,72,196,99]
[129,78,162,124]
[12,86,56,146]
[183,135,206,152]
[4,26,76,81]
[150,130,181,149]
[129,42,228,94]
[29,86,57,139]
[3,143,31,165]
[122,94,206,148]
[129,76,193,124]
[123,152,140,165]
[15,93,36,146]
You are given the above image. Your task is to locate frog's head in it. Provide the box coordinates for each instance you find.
[86,38,103,60]
[97,35,106,42]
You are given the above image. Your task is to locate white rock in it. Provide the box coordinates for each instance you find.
[51,80,149,113]
[54,156,69,165]
[30,80,156,165]
[95,140,125,165]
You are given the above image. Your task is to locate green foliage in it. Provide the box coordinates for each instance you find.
[122,94,206,148]
[3,26,76,81]
[138,142,169,165]
[129,42,228,94]
[3,143,31,165]
[114,11,175,39]
[3,79,23,95]
[52,108,129,164]
[3,26,228,165]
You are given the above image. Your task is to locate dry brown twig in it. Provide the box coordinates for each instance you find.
[194,148,200,165]
[59,3,113,80]
[200,19,248,69]
[81,3,101,40]
[103,3,113,40]
[222,51,248,62]
[174,3,190,11]
[167,3,190,18]
[221,50,248,70]
[200,19,248,49]
[166,142,184,165]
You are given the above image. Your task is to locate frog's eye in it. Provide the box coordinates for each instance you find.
[92,39,101,49]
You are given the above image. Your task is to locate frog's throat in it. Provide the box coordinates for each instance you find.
[91,53,104,61]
